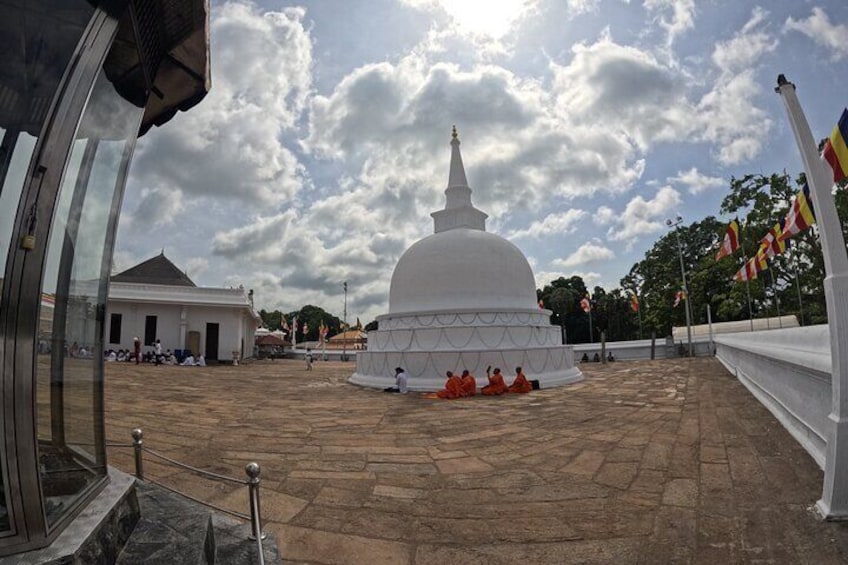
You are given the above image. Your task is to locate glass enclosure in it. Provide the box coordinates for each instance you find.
[0,0,96,538]
[36,68,143,526]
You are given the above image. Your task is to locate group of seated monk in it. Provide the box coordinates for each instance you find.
[437,366,532,398]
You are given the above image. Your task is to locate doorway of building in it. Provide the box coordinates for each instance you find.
[205,323,219,360]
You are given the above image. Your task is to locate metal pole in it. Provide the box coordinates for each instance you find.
[132,428,144,480]
[637,296,643,340]
[793,251,805,326]
[601,331,607,365]
[342,281,348,362]
[707,304,714,354]
[588,309,593,344]
[669,220,693,357]
[778,75,848,519]
[650,331,656,360]
[246,462,267,565]
[770,268,783,328]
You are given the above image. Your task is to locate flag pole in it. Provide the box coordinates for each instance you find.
[792,250,805,325]
[637,295,643,340]
[739,221,755,331]
[777,75,848,519]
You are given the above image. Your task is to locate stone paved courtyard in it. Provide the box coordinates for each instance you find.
[104,357,848,564]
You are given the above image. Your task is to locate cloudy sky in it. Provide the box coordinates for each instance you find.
[115,0,848,323]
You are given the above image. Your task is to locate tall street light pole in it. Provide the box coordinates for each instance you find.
[342,281,348,362]
[667,216,693,357]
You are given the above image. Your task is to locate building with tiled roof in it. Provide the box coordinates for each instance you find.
[106,253,260,362]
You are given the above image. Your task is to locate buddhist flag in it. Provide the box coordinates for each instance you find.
[823,108,848,183]
[302,322,309,335]
[778,184,816,242]
[759,219,788,258]
[754,248,768,272]
[630,294,639,313]
[292,316,298,334]
[673,290,686,308]
[580,295,591,313]
[281,316,289,331]
[715,219,740,261]
[733,259,757,282]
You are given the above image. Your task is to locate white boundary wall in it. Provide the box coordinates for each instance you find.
[714,325,830,469]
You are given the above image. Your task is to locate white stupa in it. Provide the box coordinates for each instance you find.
[350,127,583,391]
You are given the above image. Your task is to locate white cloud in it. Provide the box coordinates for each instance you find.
[552,241,615,268]
[785,7,848,61]
[712,7,778,72]
[535,270,601,289]
[594,206,616,226]
[606,186,681,242]
[667,167,724,194]
[127,2,312,208]
[509,209,588,239]
[643,0,696,45]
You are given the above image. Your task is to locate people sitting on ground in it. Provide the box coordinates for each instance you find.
[166,352,177,365]
[481,366,507,396]
[384,366,409,393]
[117,350,127,362]
[460,369,477,397]
[508,366,533,394]
[592,352,601,362]
[580,352,589,363]
[196,354,206,367]
[436,370,463,399]
[607,352,615,362]
[106,349,117,362]
[181,353,196,366]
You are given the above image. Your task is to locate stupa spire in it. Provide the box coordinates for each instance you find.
[431,126,488,233]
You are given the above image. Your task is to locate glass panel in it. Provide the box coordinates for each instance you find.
[36,66,143,527]
[0,0,95,535]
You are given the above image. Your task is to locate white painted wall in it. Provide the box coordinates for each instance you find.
[106,302,257,359]
[714,325,831,469]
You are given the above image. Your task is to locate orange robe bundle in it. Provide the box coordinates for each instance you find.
[508,371,532,394]
[481,373,507,396]
[460,375,477,397]
[437,375,464,399]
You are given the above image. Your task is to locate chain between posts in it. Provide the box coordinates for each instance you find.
[110,429,268,563]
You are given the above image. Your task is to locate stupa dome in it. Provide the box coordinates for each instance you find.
[350,127,582,391]
[389,228,538,315]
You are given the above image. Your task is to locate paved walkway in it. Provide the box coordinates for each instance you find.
[105,358,848,564]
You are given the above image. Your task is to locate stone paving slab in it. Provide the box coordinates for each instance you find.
[105,357,848,564]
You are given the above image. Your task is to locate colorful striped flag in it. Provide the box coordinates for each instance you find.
[580,295,591,313]
[823,108,848,183]
[538,299,545,309]
[733,256,759,282]
[759,219,788,258]
[715,219,740,261]
[630,294,639,313]
[778,184,816,242]
[673,290,686,308]
[302,322,309,335]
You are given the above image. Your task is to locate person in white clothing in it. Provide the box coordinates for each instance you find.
[196,354,206,367]
[181,354,196,366]
[384,367,409,393]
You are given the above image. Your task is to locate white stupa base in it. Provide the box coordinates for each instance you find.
[350,345,583,391]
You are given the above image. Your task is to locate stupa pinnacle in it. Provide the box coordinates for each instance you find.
[432,126,488,233]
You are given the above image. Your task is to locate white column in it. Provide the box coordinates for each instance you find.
[777,76,848,519]
[179,305,187,349]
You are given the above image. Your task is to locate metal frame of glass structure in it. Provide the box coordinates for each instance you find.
[0,0,209,555]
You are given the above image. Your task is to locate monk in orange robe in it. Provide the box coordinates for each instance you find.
[508,366,533,394]
[481,366,507,396]
[459,370,477,397]
[436,371,463,399]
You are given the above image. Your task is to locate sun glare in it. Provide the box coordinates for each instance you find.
[437,0,528,38]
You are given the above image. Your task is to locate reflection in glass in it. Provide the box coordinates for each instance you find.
[36,68,143,527]
[0,0,95,535]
